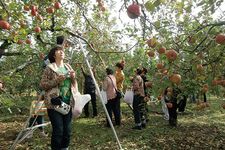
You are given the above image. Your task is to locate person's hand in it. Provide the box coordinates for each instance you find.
[0,83,3,90]
[166,102,173,108]
[57,74,66,83]
[69,71,75,79]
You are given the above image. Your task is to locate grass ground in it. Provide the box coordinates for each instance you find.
[1,96,225,150]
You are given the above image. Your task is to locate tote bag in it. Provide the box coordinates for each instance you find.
[100,90,107,104]
[161,97,169,120]
[72,92,91,118]
[124,90,134,104]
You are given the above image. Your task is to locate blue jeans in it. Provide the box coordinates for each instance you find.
[47,109,72,150]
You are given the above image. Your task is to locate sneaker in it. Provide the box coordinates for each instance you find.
[132,126,142,130]
[40,131,48,137]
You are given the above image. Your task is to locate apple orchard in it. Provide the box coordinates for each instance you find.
[0,0,225,109]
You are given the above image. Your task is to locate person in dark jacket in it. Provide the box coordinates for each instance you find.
[81,67,97,117]
[141,67,149,123]
[164,86,181,127]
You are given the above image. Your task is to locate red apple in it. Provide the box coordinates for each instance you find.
[215,34,225,45]
[46,7,55,14]
[166,49,178,61]
[0,20,10,30]
[25,39,31,44]
[170,74,181,85]
[158,47,166,54]
[54,2,62,9]
[31,9,38,16]
[127,3,140,19]
[30,5,38,11]
[147,51,155,57]
[157,63,164,69]
[34,26,41,33]
[17,39,23,45]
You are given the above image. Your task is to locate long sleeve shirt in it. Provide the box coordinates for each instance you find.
[132,75,145,97]
[103,75,117,100]
[115,70,125,92]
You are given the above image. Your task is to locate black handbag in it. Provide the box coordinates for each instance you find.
[108,76,122,99]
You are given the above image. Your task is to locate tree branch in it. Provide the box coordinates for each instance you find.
[4,60,38,76]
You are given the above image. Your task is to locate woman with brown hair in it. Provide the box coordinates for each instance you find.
[40,46,77,150]
[103,68,121,127]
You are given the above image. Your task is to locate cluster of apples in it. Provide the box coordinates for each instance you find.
[146,38,181,85]
[147,39,178,62]
[17,39,32,45]
[96,0,106,12]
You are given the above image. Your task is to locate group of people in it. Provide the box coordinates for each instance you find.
[18,35,184,149]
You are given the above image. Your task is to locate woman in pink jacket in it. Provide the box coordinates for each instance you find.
[103,68,121,127]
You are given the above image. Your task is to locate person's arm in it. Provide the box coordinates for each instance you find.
[40,67,64,90]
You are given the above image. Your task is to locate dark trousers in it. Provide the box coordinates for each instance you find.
[105,98,121,126]
[29,115,44,131]
[47,109,72,150]
[133,95,145,125]
[168,103,177,126]
[178,96,187,112]
[84,92,97,117]
[203,93,207,102]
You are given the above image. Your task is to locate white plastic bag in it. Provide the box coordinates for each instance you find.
[161,97,169,120]
[124,90,134,104]
[72,92,91,118]
[100,90,107,104]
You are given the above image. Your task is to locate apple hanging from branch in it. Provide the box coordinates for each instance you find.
[0,20,11,30]
[215,34,225,45]
[127,3,140,19]
[166,49,178,61]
